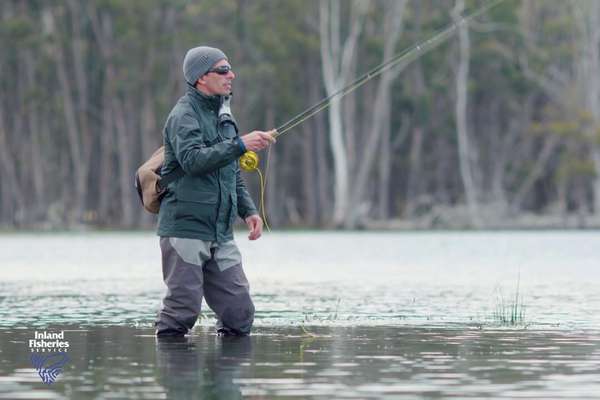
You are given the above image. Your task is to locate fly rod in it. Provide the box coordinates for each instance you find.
[239,0,505,172]
[275,0,504,138]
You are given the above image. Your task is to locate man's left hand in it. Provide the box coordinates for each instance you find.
[245,214,263,240]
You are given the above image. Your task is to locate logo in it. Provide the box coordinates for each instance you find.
[28,331,70,384]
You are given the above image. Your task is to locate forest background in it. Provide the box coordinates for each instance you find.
[1,0,598,230]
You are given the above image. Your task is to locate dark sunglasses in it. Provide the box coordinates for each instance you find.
[206,65,232,75]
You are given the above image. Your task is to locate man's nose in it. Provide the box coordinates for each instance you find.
[228,70,235,79]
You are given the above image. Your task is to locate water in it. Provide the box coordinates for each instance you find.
[1,231,599,398]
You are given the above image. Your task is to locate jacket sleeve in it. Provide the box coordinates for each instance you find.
[169,112,246,176]
[236,169,258,219]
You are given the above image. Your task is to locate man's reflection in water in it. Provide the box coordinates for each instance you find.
[156,335,252,399]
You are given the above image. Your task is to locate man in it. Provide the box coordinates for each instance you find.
[155,46,275,337]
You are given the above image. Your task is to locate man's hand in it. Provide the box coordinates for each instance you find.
[241,129,276,152]
[245,214,263,240]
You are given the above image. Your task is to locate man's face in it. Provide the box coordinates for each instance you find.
[197,59,235,96]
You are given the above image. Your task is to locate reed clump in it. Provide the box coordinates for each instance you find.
[492,274,525,326]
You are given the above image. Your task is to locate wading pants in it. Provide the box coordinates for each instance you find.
[155,237,255,337]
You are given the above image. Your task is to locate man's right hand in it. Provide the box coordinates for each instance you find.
[240,129,277,152]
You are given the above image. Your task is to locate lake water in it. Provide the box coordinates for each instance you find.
[0,231,599,398]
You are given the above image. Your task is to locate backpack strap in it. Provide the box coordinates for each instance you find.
[157,166,185,191]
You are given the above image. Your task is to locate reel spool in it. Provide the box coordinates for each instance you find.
[240,150,260,172]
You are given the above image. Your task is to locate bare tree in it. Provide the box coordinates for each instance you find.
[90,5,134,227]
[572,0,600,214]
[49,3,93,225]
[319,0,368,226]
[452,0,482,227]
[348,0,408,227]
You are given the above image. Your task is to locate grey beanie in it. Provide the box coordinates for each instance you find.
[183,46,228,85]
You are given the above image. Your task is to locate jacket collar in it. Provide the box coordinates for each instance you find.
[186,84,222,111]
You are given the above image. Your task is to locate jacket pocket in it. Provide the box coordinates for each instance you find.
[175,188,218,226]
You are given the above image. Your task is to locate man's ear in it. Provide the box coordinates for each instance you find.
[195,76,208,90]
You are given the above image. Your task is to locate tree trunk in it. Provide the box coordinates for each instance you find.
[51,5,89,225]
[300,65,322,225]
[113,94,134,227]
[23,49,45,219]
[98,84,115,223]
[90,6,117,224]
[315,106,330,225]
[573,0,600,214]
[404,2,426,218]
[405,126,424,217]
[377,104,392,220]
[0,103,24,225]
[347,0,407,227]
[510,135,560,212]
[453,0,482,227]
[319,0,367,226]
[138,37,159,227]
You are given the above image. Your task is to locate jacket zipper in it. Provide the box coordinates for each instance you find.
[215,111,223,240]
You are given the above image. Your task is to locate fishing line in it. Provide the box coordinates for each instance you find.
[240,0,505,228]
[261,145,273,231]
[256,167,270,231]
[239,141,272,231]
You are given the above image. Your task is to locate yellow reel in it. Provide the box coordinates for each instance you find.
[240,151,260,172]
[238,149,271,232]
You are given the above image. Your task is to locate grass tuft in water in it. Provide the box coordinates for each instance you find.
[301,297,342,324]
[300,324,317,337]
[492,273,526,326]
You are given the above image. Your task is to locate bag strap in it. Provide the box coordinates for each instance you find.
[157,166,185,190]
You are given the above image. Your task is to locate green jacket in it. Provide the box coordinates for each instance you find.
[157,86,258,242]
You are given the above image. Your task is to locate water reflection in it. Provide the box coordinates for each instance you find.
[155,335,251,400]
[0,326,599,399]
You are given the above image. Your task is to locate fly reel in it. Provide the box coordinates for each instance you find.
[239,150,260,172]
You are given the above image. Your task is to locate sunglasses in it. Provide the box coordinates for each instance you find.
[206,65,232,75]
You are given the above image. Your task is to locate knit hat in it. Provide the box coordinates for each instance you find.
[182,46,228,85]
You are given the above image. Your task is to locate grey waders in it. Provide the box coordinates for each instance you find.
[155,237,255,337]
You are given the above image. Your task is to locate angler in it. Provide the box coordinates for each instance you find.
[154,46,275,338]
